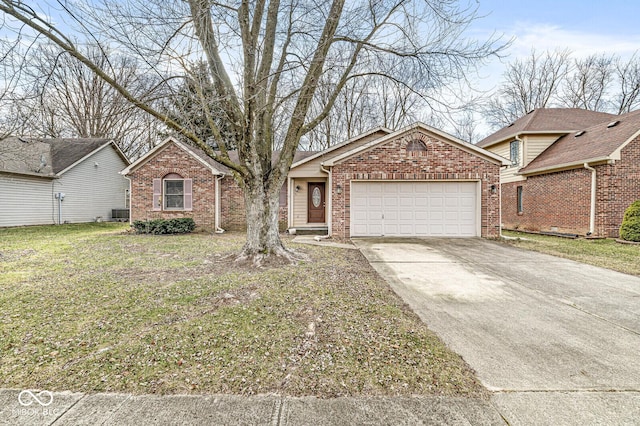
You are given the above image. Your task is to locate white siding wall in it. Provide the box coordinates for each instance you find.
[0,174,55,226]
[53,145,129,223]
[524,134,563,164]
[492,141,524,183]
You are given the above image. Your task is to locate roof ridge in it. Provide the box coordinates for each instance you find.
[520,109,540,131]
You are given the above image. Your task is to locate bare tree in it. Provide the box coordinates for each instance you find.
[561,53,614,111]
[18,45,162,158]
[0,0,504,262]
[613,53,640,114]
[483,49,571,128]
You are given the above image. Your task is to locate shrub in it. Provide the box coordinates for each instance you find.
[132,218,196,235]
[619,200,640,242]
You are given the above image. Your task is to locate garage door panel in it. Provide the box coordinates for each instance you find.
[350,181,478,237]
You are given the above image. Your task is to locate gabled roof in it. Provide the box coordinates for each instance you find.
[520,109,640,174]
[322,122,509,166]
[291,126,392,169]
[121,137,225,176]
[0,137,128,178]
[477,108,616,148]
[121,136,319,176]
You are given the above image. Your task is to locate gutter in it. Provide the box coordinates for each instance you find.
[320,164,332,236]
[583,163,596,236]
[215,174,226,233]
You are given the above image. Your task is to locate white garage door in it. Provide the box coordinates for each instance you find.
[350,181,478,237]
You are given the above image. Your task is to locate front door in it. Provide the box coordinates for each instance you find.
[307,182,326,223]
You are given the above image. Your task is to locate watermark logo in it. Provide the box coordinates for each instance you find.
[18,390,53,407]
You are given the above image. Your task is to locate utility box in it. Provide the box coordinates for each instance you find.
[111,209,130,221]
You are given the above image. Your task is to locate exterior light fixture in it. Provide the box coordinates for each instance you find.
[295,185,300,192]
[490,184,497,194]
[336,185,343,194]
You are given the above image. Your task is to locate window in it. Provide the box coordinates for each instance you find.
[517,186,523,214]
[152,174,192,211]
[164,178,184,209]
[510,140,520,166]
[406,139,428,153]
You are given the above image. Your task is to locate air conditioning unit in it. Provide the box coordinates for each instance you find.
[111,209,130,221]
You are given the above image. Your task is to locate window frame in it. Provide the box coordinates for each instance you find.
[163,177,185,210]
[517,185,523,214]
[510,140,520,167]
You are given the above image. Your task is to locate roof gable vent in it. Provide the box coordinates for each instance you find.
[574,130,586,137]
[607,120,620,128]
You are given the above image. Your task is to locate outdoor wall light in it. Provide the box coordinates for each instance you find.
[490,184,497,194]
[295,185,301,192]
[336,185,343,194]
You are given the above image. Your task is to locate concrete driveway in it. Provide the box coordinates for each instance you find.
[353,237,640,425]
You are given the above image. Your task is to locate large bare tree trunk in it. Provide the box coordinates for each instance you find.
[238,176,298,265]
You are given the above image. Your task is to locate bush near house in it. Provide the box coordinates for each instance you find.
[619,200,640,242]
[133,218,196,235]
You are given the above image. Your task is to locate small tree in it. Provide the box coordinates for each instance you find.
[619,200,640,242]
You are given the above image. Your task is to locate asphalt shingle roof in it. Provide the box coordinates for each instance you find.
[0,137,113,176]
[521,109,640,173]
[477,108,616,148]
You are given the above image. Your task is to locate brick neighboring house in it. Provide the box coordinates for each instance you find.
[478,108,640,237]
[123,123,507,238]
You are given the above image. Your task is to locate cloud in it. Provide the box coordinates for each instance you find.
[507,23,640,59]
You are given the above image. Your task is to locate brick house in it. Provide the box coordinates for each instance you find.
[478,108,640,237]
[123,123,506,238]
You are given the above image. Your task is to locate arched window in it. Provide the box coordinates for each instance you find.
[406,139,427,155]
[164,173,185,209]
[152,173,192,211]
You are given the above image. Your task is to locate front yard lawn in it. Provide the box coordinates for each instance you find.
[0,223,484,397]
[502,230,640,276]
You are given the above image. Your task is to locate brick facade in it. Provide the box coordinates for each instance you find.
[128,141,289,231]
[501,137,640,237]
[128,142,218,230]
[330,130,502,239]
[597,137,640,237]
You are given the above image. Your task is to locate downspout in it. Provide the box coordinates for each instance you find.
[287,176,293,231]
[215,174,226,233]
[583,163,596,236]
[320,164,332,237]
[125,176,132,226]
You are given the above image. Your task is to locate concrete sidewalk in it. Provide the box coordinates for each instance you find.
[0,389,505,425]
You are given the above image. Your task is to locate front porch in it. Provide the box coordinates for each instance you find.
[287,176,329,234]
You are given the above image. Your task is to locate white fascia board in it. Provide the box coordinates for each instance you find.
[290,126,392,169]
[57,140,117,176]
[323,122,509,166]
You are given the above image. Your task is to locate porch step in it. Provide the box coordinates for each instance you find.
[288,227,328,236]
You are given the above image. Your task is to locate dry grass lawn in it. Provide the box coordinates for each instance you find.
[0,223,485,398]
[502,230,640,276]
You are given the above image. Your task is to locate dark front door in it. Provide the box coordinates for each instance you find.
[307,182,326,223]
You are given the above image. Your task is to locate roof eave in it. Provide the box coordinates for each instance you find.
[479,130,575,149]
[324,122,509,166]
[520,156,613,176]
[290,126,393,169]
[55,139,116,176]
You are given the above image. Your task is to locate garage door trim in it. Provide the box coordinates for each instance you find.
[349,180,481,238]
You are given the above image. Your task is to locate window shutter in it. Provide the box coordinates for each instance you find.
[152,178,162,211]
[184,178,193,211]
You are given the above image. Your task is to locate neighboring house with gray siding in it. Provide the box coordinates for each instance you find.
[0,137,130,227]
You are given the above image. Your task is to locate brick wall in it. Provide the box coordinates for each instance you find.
[501,137,640,237]
[219,176,288,232]
[330,130,501,239]
[501,171,591,234]
[597,137,640,237]
[128,142,217,230]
